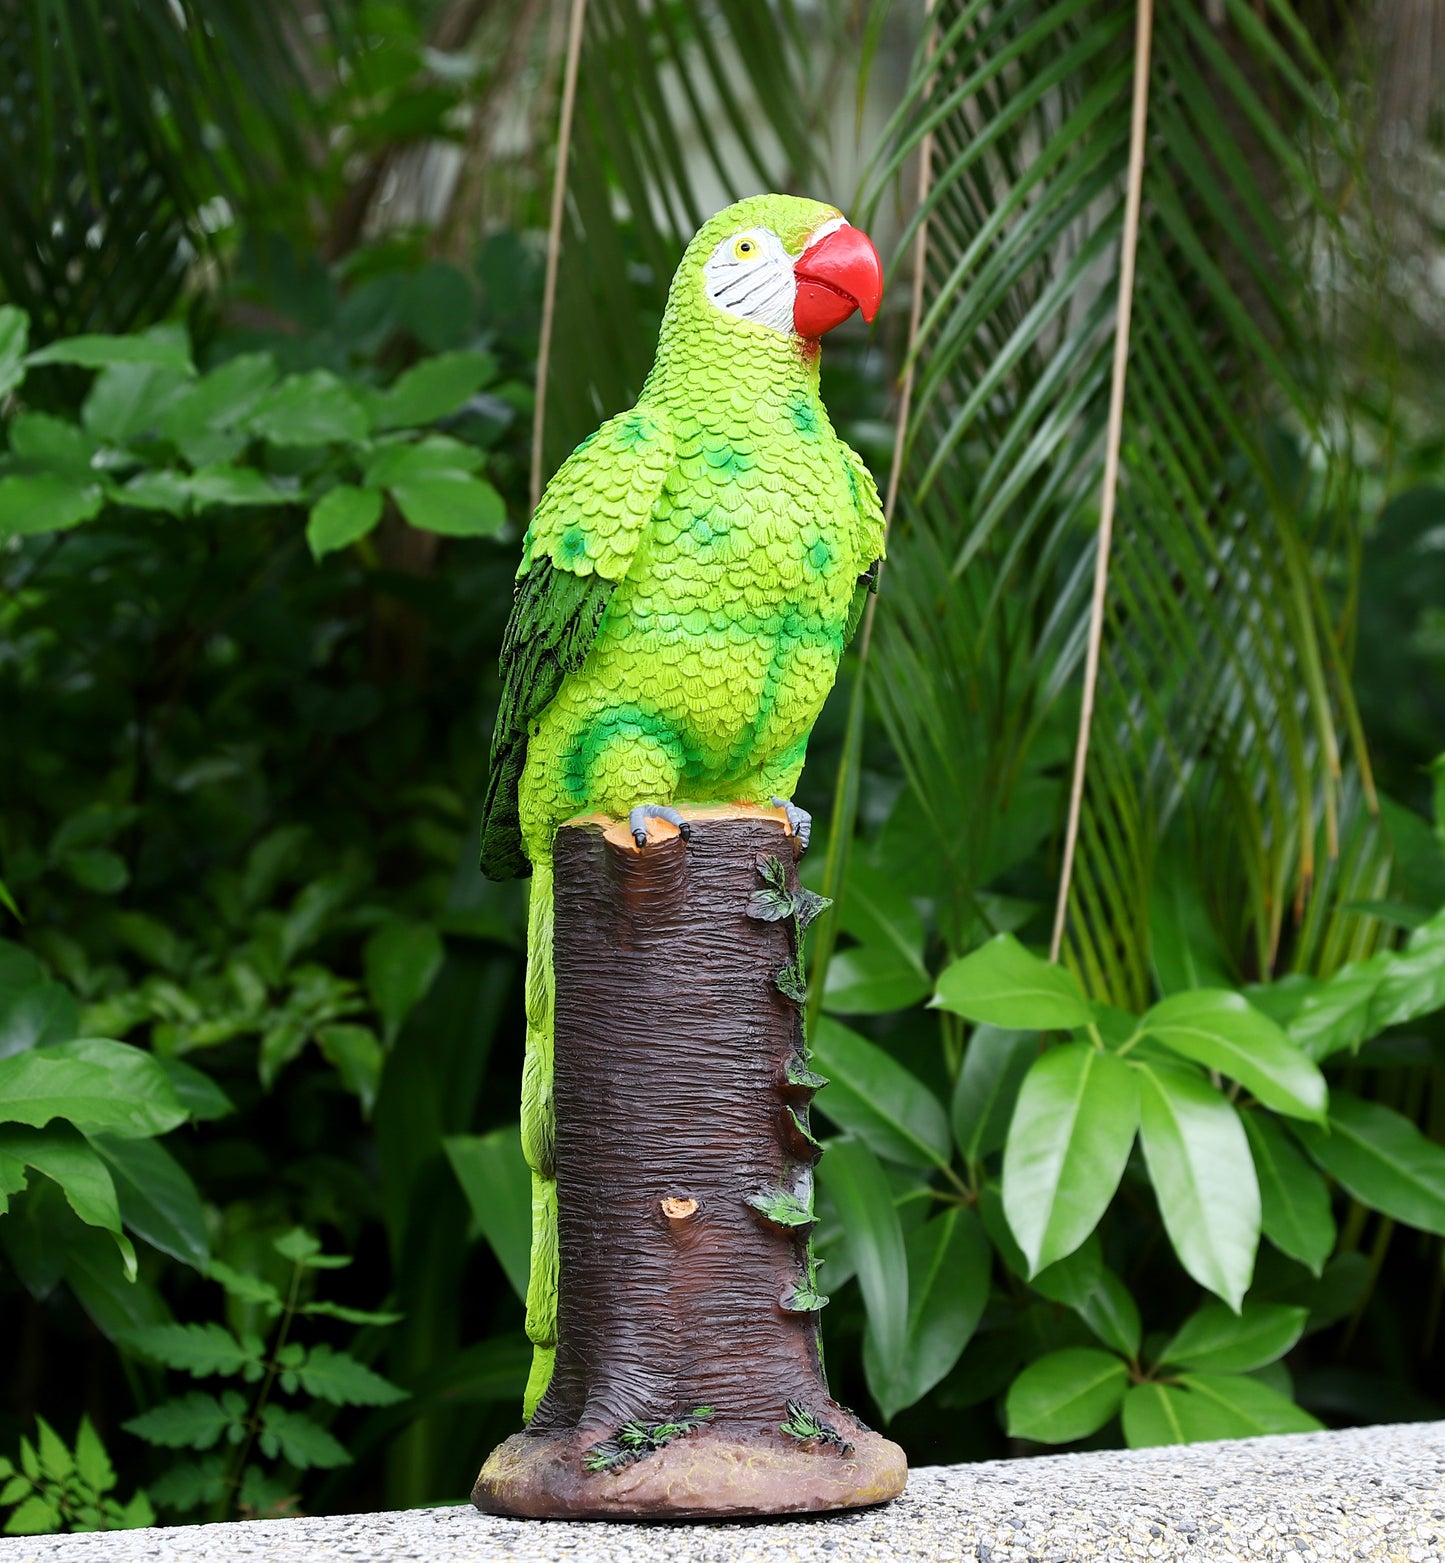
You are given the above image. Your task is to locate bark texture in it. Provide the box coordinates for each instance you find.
[472,805,906,1520]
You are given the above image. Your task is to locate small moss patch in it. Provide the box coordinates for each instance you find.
[780,1400,852,1454]
[582,1407,715,1473]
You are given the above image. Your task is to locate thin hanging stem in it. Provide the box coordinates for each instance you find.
[530,0,588,513]
[1049,0,1155,964]
[807,1,937,1032]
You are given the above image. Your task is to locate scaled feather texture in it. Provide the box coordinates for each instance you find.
[480,194,885,1417]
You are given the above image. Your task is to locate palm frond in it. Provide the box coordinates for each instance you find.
[864,0,1383,999]
[0,0,352,336]
[541,0,835,469]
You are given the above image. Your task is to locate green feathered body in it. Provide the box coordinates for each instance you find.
[480,195,885,1418]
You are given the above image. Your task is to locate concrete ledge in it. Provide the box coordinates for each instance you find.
[3,1421,1442,1563]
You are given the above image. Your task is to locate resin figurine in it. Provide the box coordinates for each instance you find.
[474,194,903,1518]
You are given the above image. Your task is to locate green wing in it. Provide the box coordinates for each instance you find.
[480,563,613,878]
[839,437,885,648]
[480,407,674,879]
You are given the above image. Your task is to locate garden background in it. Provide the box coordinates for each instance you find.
[1,0,1444,1532]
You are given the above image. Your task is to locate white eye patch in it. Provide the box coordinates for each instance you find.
[702,227,795,334]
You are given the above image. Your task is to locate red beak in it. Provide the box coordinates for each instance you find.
[792,222,883,339]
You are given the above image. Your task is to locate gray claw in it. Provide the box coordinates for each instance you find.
[629,803,691,849]
[770,796,812,852]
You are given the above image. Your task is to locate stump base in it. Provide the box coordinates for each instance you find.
[472,1418,907,1521]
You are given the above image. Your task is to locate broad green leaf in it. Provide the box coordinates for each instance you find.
[834,860,927,973]
[1140,990,1327,1123]
[1294,1092,1445,1236]
[295,1344,406,1407]
[158,353,277,449]
[1285,950,1400,1061]
[1005,1348,1128,1444]
[1174,1371,1322,1436]
[1001,1042,1138,1272]
[9,412,95,471]
[392,473,506,537]
[257,1405,351,1469]
[40,1038,187,1138]
[317,1025,385,1117]
[0,1043,185,1138]
[821,1138,908,1389]
[0,306,29,397]
[307,485,384,561]
[1135,1062,1259,1310]
[49,1221,166,1339]
[61,849,129,894]
[155,1058,234,1123]
[443,1127,531,1303]
[361,434,485,489]
[123,1393,241,1451]
[364,921,444,1044]
[0,1126,134,1278]
[375,350,496,429]
[1122,1381,1239,1447]
[121,1322,256,1377]
[1159,1301,1308,1373]
[1034,1236,1141,1359]
[0,1149,26,1212]
[27,333,192,372]
[933,935,1093,1030]
[0,475,103,538]
[811,1019,951,1170]
[821,944,931,1015]
[0,981,79,1057]
[866,1207,990,1419]
[245,371,370,446]
[116,471,192,514]
[186,466,286,509]
[259,1021,308,1088]
[82,360,187,442]
[951,1025,1035,1163]
[1369,914,1445,1033]
[1241,1110,1334,1275]
[91,1135,210,1269]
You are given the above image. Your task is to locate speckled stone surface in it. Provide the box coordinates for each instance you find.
[4,1421,1442,1562]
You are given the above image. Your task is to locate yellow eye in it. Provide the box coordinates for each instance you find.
[732,237,757,260]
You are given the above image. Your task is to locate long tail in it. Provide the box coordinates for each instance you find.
[520,857,558,1420]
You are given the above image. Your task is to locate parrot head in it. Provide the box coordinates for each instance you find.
[667,194,883,350]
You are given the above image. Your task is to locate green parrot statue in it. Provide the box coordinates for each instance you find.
[480,193,886,1418]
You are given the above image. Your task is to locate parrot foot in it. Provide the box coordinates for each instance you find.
[628,803,692,849]
[771,797,813,852]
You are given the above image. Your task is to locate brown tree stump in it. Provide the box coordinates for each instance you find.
[471,804,907,1520]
